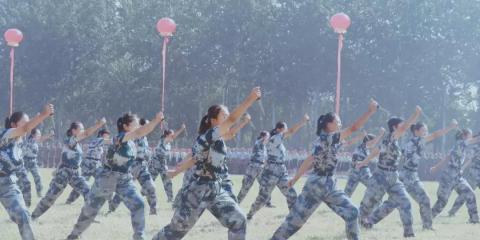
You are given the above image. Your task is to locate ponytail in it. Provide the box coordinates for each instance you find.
[198,105,224,135]
[162,129,174,138]
[66,122,82,137]
[5,112,26,129]
[410,122,426,134]
[257,131,269,140]
[316,112,336,136]
[270,122,286,137]
[117,113,137,132]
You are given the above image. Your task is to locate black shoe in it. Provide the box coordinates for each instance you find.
[246,214,252,221]
[468,218,479,224]
[66,234,79,240]
[266,202,276,208]
[448,212,455,217]
[404,233,415,238]
[360,219,372,229]
[150,208,158,215]
[422,226,434,231]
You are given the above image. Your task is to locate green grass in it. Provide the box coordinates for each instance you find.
[1,169,480,239]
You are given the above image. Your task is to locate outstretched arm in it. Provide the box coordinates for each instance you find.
[77,118,106,141]
[366,128,386,149]
[340,99,378,141]
[287,155,314,187]
[223,114,251,141]
[284,114,310,139]
[392,106,422,140]
[430,155,450,174]
[9,104,54,139]
[218,87,261,136]
[343,131,367,148]
[172,124,186,140]
[39,132,54,143]
[167,154,194,178]
[355,147,380,169]
[425,119,458,143]
[124,112,164,142]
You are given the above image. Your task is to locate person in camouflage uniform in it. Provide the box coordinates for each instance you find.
[65,129,111,204]
[398,120,457,229]
[31,119,106,220]
[430,129,480,223]
[236,131,274,206]
[0,105,54,240]
[246,114,310,220]
[271,100,378,240]
[108,118,158,215]
[448,137,480,216]
[357,106,422,238]
[22,128,53,198]
[344,128,385,197]
[153,88,260,240]
[15,160,32,207]
[66,112,164,240]
[149,124,186,202]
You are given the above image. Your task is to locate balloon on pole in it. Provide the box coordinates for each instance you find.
[329,13,351,115]
[4,28,23,116]
[156,18,176,112]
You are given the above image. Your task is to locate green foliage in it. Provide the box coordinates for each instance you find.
[0,0,479,147]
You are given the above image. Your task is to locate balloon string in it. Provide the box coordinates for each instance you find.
[161,37,169,112]
[335,34,344,116]
[9,48,15,116]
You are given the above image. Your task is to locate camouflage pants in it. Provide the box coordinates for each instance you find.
[15,167,32,207]
[24,157,43,197]
[247,163,297,218]
[399,169,433,229]
[152,180,246,240]
[344,167,372,197]
[359,169,414,236]
[66,158,100,204]
[109,160,157,212]
[32,166,89,220]
[0,176,35,240]
[448,167,480,216]
[172,168,195,209]
[271,175,359,240]
[236,163,271,204]
[149,159,173,202]
[67,167,145,240]
[431,166,479,222]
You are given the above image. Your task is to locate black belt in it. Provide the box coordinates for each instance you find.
[103,164,128,174]
[251,160,264,165]
[402,166,417,172]
[135,157,146,162]
[85,157,100,161]
[378,165,397,172]
[193,174,218,183]
[314,170,334,177]
[59,164,80,170]
[267,160,284,165]
[0,172,8,177]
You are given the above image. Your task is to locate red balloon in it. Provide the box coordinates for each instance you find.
[4,29,23,47]
[330,13,351,34]
[156,18,176,37]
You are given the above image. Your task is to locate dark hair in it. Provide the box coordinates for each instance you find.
[162,129,174,138]
[97,129,111,137]
[455,128,472,141]
[5,111,26,129]
[362,134,376,144]
[387,117,404,133]
[139,118,147,126]
[66,122,82,137]
[270,122,287,136]
[410,122,426,134]
[257,131,269,140]
[198,105,225,134]
[117,113,138,132]
[30,128,40,137]
[316,112,336,136]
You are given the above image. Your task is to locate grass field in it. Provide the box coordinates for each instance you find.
[1,169,480,240]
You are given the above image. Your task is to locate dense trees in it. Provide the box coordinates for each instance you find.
[0,0,478,149]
